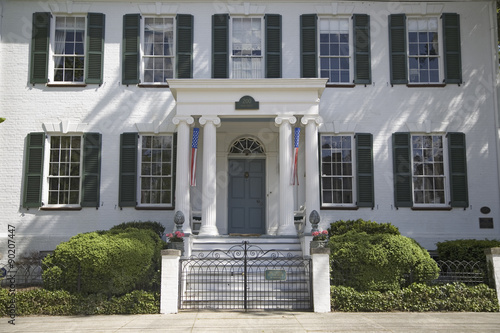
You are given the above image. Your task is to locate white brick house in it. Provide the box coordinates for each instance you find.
[0,0,499,263]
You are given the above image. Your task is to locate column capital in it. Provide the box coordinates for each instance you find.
[172,116,194,126]
[301,115,323,126]
[199,115,221,127]
[274,115,297,127]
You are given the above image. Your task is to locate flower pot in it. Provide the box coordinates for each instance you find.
[167,242,184,256]
[310,240,328,249]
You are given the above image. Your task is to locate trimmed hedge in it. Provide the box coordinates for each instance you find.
[437,239,500,263]
[327,219,400,236]
[0,288,159,316]
[109,221,165,238]
[42,228,163,295]
[331,283,499,312]
[330,230,439,292]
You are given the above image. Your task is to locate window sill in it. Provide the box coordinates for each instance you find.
[410,206,452,211]
[321,206,359,210]
[406,84,447,88]
[40,206,82,211]
[46,83,87,88]
[138,84,170,88]
[325,84,356,88]
[135,206,175,210]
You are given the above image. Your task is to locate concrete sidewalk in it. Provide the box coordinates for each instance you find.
[1,311,500,332]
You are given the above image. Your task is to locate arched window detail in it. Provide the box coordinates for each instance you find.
[229,137,264,155]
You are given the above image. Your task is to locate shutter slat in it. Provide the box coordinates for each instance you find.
[393,133,412,207]
[265,14,282,78]
[30,12,50,84]
[176,14,193,79]
[300,14,317,78]
[86,13,105,84]
[212,14,229,78]
[448,132,468,207]
[119,133,138,207]
[81,133,101,207]
[122,14,140,84]
[353,14,371,84]
[356,133,374,207]
[23,133,45,208]
[389,14,407,85]
[442,13,462,84]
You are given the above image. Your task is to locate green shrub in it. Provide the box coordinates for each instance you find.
[327,219,400,236]
[437,239,500,263]
[331,283,499,312]
[110,221,165,237]
[330,230,439,292]
[42,228,162,295]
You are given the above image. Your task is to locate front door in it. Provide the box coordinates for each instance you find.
[228,159,265,234]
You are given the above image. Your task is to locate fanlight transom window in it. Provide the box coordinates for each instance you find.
[229,137,264,155]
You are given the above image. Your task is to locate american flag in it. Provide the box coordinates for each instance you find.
[190,128,199,186]
[291,127,300,185]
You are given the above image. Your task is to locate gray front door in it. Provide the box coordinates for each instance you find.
[228,159,265,234]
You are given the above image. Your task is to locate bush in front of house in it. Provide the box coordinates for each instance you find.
[329,230,439,292]
[436,239,500,263]
[331,283,499,312]
[42,227,163,295]
[109,220,165,238]
[327,218,400,237]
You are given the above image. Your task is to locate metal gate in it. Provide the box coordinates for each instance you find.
[179,241,312,310]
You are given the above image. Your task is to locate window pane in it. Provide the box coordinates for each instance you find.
[407,18,439,83]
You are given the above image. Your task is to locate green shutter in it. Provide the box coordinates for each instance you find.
[212,14,229,78]
[389,14,407,85]
[172,133,177,207]
[356,133,374,207]
[448,132,468,207]
[81,133,101,208]
[122,14,140,85]
[265,14,282,78]
[442,13,462,84]
[392,133,412,207]
[353,14,371,84]
[119,133,138,207]
[300,14,317,78]
[86,13,105,84]
[30,12,50,84]
[176,14,193,79]
[23,133,45,208]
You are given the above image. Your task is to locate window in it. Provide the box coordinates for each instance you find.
[23,133,102,208]
[393,132,468,208]
[389,13,461,85]
[30,12,105,85]
[119,133,176,208]
[320,133,373,208]
[301,14,371,84]
[122,14,193,85]
[138,135,174,206]
[212,14,281,79]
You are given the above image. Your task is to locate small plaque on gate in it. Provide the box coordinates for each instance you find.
[265,269,286,281]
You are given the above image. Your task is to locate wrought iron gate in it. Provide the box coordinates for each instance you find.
[179,241,312,310]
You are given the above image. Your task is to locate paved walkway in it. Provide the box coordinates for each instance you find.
[1,311,500,332]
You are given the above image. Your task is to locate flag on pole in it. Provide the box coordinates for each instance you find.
[190,128,199,186]
[291,127,300,185]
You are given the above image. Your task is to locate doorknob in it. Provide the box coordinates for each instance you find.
[244,172,249,178]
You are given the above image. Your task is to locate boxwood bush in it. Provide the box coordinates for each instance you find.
[42,227,163,295]
[327,218,400,236]
[330,230,439,292]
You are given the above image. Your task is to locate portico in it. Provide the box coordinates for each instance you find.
[169,79,327,236]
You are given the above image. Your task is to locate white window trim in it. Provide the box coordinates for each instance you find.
[48,15,87,85]
[318,15,353,85]
[406,16,444,85]
[410,133,450,207]
[320,133,357,208]
[139,15,176,84]
[136,134,174,208]
[41,133,83,208]
[229,15,265,79]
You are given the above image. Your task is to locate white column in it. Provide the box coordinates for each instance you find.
[198,116,221,236]
[301,115,323,233]
[275,116,297,236]
[485,247,500,306]
[172,116,194,234]
[160,249,180,314]
[311,247,331,312]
